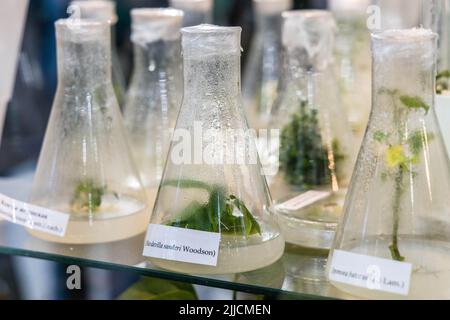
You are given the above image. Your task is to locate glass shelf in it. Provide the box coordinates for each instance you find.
[0,175,354,300]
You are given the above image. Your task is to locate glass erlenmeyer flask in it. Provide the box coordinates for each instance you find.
[328,29,450,299]
[123,8,183,210]
[329,0,371,141]
[422,0,450,94]
[269,10,354,250]
[29,20,148,244]
[169,0,213,26]
[148,25,285,275]
[242,0,292,130]
[70,0,126,107]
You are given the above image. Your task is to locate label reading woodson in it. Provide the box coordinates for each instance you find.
[329,250,412,296]
[143,224,221,266]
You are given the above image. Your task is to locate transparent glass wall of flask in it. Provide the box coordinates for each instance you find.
[268,10,354,250]
[148,25,285,275]
[372,0,422,30]
[123,8,183,210]
[242,0,292,130]
[329,0,371,141]
[169,0,213,26]
[327,29,450,299]
[70,0,126,107]
[29,20,148,244]
[422,0,450,94]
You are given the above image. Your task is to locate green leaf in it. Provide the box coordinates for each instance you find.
[437,69,450,80]
[378,87,400,96]
[408,130,424,156]
[167,201,212,232]
[373,131,389,143]
[164,180,261,237]
[70,179,105,213]
[399,95,430,114]
[228,195,261,236]
[118,277,197,300]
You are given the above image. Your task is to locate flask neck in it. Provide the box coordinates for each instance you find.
[255,13,282,34]
[57,36,112,91]
[371,31,436,117]
[131,40,181,84]
[278,48,328,92]
[183,53,241,103]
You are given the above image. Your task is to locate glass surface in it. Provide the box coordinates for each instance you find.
[0,175,351,300]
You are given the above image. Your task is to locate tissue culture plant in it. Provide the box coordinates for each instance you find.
[163,179,261,237]
[279,100,345,189]
[373,88,431,261]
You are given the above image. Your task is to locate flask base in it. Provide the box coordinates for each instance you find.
[275,190,345,250]
[149,229,285,275]
[28,197,150,244]
[330,236,450,299]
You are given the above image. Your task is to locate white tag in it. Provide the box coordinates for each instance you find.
[277,190,331,211]
[0,193,69,237]
[143,224,221,266]
[329,250,412,296]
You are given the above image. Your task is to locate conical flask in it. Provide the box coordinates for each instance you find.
[70,0,126,107]
[169,0,213,26]
[148,25,285,275]
[329,0,371,141]
[123,8,183,209]
[242,0,292,130]
[268,10,354,250]
[29,20,148,244]
[422,0,450,94]
[327,29,450,299]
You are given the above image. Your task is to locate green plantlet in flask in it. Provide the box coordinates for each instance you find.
[375,88,432,261]
[164,179,261,236]
[279,100,345,189]
[71,179,106,214]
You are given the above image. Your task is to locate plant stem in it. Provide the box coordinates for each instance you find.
[389,92,405,261]
[389,166,405,261]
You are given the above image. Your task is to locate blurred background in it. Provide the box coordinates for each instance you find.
[0,0,327,300]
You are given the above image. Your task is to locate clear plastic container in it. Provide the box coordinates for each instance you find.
[29,20,148,244]
[123,8,183,209]
[268,10,354,250]
[148,24,285,275]
[169,0,213,26]
[242,0,292,130]
[70,0,126,106]
[328,28,450,299]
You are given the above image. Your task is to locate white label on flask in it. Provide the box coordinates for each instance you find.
[143,224,220,266]
[0,193,69,236]
[329,250,412,296]
[277,190,331,211]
